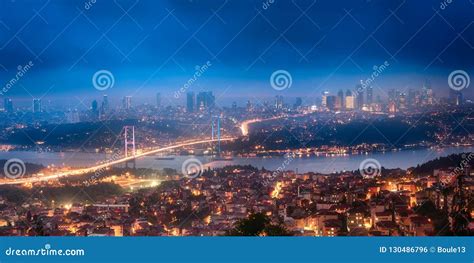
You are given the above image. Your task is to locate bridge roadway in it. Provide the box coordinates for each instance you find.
[0,137,236,186]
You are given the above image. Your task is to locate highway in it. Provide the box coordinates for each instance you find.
[0,137,235,185]
[240,113,312,136]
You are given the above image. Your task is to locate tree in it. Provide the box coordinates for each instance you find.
[227,213,291,236]
[452,210,471,236]
[31,215,46,236]
[128,196,142,217]
[263,224,292,236]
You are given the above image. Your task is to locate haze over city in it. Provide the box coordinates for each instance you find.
[0,0,472,239]
[0,0,473,107]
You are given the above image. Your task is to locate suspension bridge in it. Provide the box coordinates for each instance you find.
[0,118,235,185]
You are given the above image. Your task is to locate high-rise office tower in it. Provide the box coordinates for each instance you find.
[207,91,215,108]
[91,100,99,119]
[246,100,253,112]
[388,101,397,113]
[388,89,397,104]
[326,95,337,111]
[123,96,132,110]
[366,86,373,105]
[275,95,284,109]
[422,80,434,105]
[321,91,329,108]
[450,89,463,106]
[356,84,364,109]
[426,88,434,105]
[337,90,345,110]
[376,95,382,104]
[102,95,109,112]
[196,91,215,111]
[33,98,42,113]
[91,100,98,112]
[399,92,407,110]
[186,92,195,112]
[197,93,205,111]
[67,109,80,123]
[294,97,302,109]
[345,90,355,110]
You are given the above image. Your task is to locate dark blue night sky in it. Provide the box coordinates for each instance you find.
[0,0,473,105]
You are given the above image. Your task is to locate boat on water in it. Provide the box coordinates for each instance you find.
[210,156,234,161]
[155,157,175,160]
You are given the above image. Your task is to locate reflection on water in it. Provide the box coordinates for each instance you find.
[0,146,472,174]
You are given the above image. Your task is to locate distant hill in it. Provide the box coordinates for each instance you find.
[411,153,474,176]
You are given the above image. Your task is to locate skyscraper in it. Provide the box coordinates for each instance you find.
[91,100,99,119]
[422,80,434,105]
[388,101,397,113]
[399,92,407,110]
[294,97,302,109]
[102,95,109,112]
[355,84,364,110]
[123,96,132,110]
[246,100,253,112]
[196,91,215,111]
[197,93,205,111]
[337,90,345,110]
[66,109,80,123]
[186,92,195,112]
[326,95,337,111]
[207,92,215,108]
[33,98,42,113]
[91,100,98,112]
[321,91,329,108]
[366,86,373,105]
[450,89,463,106]
[275,95,284,109]
[345,90,355,110]
[388,89,397,103]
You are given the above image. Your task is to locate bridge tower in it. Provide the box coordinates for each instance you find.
[124,126,136,157]
[211,115,221,156]
[124,126,136,168]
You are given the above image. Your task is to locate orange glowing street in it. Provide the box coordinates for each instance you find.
[0,137,235,185]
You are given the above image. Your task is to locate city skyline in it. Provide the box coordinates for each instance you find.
[0,84,467,111]
[0,0,472,241]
